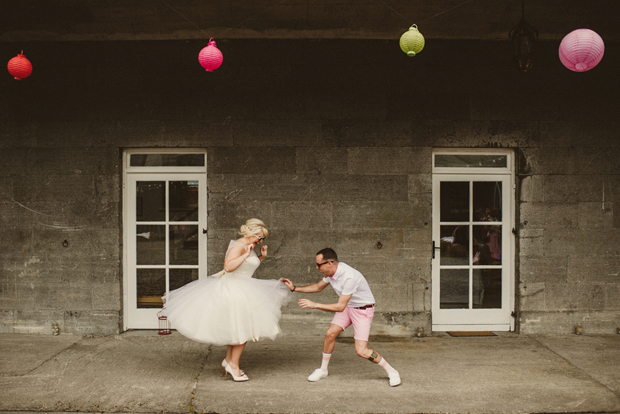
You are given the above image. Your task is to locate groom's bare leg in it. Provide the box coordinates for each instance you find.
[308,324,342,382]
[322,323,343,354]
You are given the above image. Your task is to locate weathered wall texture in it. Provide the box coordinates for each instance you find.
[0,39,618,335]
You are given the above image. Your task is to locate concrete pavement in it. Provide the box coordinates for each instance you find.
[1,331,619,414]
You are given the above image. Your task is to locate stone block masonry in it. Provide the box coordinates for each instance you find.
[1,39,619,335]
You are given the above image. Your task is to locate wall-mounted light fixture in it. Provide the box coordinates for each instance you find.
[508,0,538,73]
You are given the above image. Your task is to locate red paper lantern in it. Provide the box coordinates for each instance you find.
[7,50,32,80]
[157,310,171,335]
[198,38,223,72]
[559,29,605,72]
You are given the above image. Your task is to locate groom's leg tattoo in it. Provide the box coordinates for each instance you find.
[367,350,378,361]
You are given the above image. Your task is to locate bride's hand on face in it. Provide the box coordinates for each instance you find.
[241,243,255,258]
[260,245,268,257]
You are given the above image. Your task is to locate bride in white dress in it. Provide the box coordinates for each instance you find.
[163,219,294,381]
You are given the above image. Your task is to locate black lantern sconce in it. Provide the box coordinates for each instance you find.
[508,0,538,73]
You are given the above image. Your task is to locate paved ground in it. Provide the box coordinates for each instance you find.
[1,331,619,414]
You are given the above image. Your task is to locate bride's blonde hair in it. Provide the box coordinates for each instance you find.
[239,218,269,238]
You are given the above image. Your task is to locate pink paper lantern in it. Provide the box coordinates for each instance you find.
[7,50,32,80]
[559,29,605,72]
[198,38,223,72]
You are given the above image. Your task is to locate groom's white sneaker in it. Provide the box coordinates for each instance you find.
[388,370,401,387]
[307,368,328,382]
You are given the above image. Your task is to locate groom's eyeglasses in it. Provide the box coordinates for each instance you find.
[316,261,330,268]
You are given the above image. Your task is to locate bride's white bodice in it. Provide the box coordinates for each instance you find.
[226,240,259,278]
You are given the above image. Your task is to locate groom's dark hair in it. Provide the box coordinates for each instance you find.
[316,248,338,262]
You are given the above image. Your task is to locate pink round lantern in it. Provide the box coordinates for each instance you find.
[7,50,32,80]
[198,38,223,72]
[559,29,605,72]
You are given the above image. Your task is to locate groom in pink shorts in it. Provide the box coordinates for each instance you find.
[282,248,401,387]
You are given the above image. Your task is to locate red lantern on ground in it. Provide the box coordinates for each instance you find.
[198,38,223,72]
[157,310,171,335]
[7,50,32,80]
[559,29,605,72]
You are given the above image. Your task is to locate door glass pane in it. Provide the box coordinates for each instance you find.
[473,269,502,309]
[136,181,165,222]
[130,154,205,167]
[440,269,469,309]
[170,269,199,291]
[170,181,199,222]
[137,269,165,308]
[137,225,166,265]
[473,182,502,222]
[435,154,507,168]
[440,225,469,265]
[473,225,502,264]
[169,225,199,265]
[440,182,469,221]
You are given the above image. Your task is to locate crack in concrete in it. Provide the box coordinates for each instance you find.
[0,336,85,377]
[189,345,212,414]
[532,336,620,398]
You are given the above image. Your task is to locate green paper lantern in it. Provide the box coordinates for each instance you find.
[400,24,425,57]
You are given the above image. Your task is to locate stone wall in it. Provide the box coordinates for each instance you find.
[0,39,618,335]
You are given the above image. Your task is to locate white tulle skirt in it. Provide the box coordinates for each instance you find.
[163,274,294,346]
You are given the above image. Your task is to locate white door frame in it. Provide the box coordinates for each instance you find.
[431,149,515,332]
[122,149,207,330]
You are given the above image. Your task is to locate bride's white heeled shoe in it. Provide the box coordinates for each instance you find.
[224,364,249,382]
[221,359,245,376]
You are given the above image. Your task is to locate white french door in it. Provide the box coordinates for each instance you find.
[431,151,515,331]
[123,150,207,330]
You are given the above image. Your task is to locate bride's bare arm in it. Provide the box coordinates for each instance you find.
[224,244,253,272]
[257,245,268,262]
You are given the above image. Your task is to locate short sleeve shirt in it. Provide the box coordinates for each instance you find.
[322,262,375,308]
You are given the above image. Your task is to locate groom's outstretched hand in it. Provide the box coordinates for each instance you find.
[298,299,317,309]
[281,278,295,291]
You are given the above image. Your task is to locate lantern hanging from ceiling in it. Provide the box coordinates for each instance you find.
[559,28,605,72]
[399,25,425,57]
[7,50,32,80]
[198,38,223,72]
[508,1,538,73]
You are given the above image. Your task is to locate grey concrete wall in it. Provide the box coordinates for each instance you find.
[0,39,618,335]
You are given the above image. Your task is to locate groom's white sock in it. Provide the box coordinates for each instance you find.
[320,352,331,371]
[377,357,397,375]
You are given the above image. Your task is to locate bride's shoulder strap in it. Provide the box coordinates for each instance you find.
[230,240,248,248]
[226,240,248,255]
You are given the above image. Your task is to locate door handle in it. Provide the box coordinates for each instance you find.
[202,228,207,234]
[432,241,441,259]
